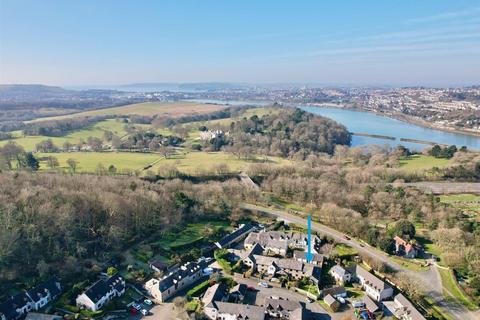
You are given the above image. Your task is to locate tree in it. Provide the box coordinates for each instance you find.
[107,266,118,276]
[0,141,25,169]
[393,220,416,239]
[24,152,39,171]
[66,158,78,173]
[108,165,117,175]
[46,156,60,169]
[159,145,174,159]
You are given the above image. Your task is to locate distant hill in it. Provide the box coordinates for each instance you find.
[0,84,72,99]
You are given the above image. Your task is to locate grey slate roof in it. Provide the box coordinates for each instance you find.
[394,294,426,320]
[217,223,256,248]
[0,293,31,320]
[158,261,205,292]
[362,295,379,313]
[27,278,62,303]
[264,298,301,316]
[293,251,324,264]
[355,265,390,292]
[202,283,228,308]
[83,275,125,304]
[330,265,349,277]
[215,302,265,320]
[321,286,346,297]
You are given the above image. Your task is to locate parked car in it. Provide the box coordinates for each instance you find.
[132,303,142,310]
[337,297,346,304]
[141,309,149,316]
[258,282,269,288]
[144,299,152,305]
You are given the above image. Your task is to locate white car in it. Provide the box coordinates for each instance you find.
[141,309,148,316]
[144,299,152,306]
[258,282,269,288]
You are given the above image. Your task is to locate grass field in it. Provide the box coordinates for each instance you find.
[389,256,429,272]
[333,243,358,258]
[149,151,290,174]
[0,119,145,151]
[399,155,450,172]
[37,151,160,173]
[439,194,480,214]
[26,102,225,123]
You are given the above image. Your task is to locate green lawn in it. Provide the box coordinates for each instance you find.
[399,155,450,172]
[156,221,230,251]
[333,243,358,258]
[438,268,478,311]
[37,151,161,173]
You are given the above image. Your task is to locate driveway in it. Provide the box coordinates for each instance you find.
[241,203,479,320]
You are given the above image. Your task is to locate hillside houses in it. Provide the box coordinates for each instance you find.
[214,223,257,249]
[329,265,351,284]
[76,275,126,311]
[145,261,206,302]
[244,231,320,256]
[0,278,62,320]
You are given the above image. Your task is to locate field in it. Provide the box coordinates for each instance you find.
[439,194,480,215]
[37,151,160,173]
[25,102,226,123]
[35,150,289,175]
[0,119,143,151]
[438,268,478,311]
[399,155,450,172]
[148,151,290,174]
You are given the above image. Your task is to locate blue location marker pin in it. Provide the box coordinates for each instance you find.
[306,214,313,263]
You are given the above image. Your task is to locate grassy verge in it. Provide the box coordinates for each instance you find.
[389,256,429,272]
[187,280,211,297]
[333,243,358,258]
[423,296,454,320]
[438,268,478,311]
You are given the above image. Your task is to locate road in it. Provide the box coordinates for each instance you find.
[241,203,480,320]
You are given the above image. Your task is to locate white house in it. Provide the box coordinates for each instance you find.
[27,278,62,311]
[145,261,205,302]
[76,275,126,311]
[329,265,351,284]
[355,266,393,301]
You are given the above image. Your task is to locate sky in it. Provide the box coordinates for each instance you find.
[1,0,479,87]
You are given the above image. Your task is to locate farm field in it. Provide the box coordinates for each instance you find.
[37,151,160,173]
[25,102,226,123]
[399,155,450,172]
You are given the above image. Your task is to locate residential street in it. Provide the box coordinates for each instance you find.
[241,203,480,320]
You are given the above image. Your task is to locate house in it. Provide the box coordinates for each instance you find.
[362,295,380,313]
[202,283,229,320]
[293,250,324,266]
[0,293,33,320]
[383,294,426,320]
[145,261,205,302]
[263,298,301,319]
[394,236,417,259]
[245,255,321,285]
[215,223,256,249]
[76,275,126,311]
[214,302,265,320]
[149,261,168,274]
[244,231,320,256]
[323,294,340,312]
[321,286,347,299]
[27,278,62,311]
[329,265,351,284]
[229,284,247,303]
[355,266,393,301]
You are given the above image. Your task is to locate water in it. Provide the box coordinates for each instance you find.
[301,106,480,151]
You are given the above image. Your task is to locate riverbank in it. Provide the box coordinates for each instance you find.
[305,103,480,139]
